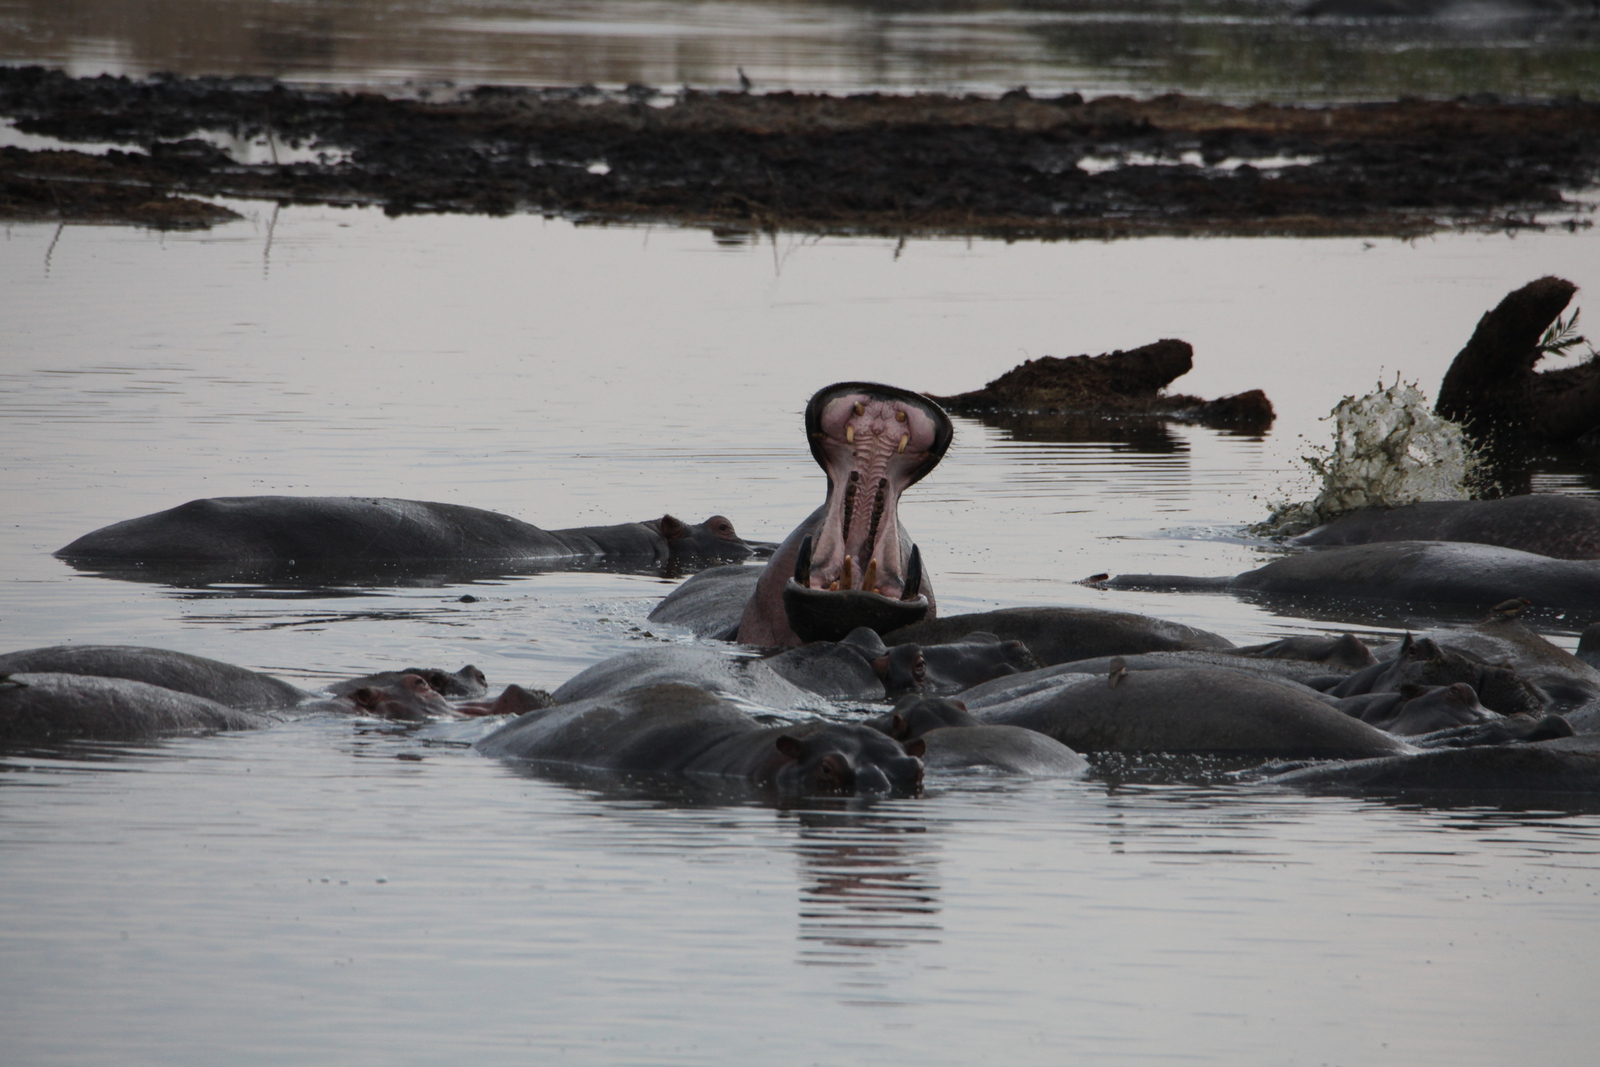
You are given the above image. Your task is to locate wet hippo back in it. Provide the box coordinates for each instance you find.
[0,645,305,708]
[58,496,573,563]
[1292,496,1600,560]
[1,673,272,744]
[973,667,1408,757]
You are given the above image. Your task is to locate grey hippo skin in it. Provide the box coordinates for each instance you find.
[738,382,954,647]
[648,564,765,640]
[867,695,1089,777]
[0,645,307,708]
[1102,541,1600,614]
[549,645,830,710]
[0,645,467,743]
[57,497,759,569]
[884,606,1233,667]
[1271,734,1600,795]
[0,673,272,744]
[1293,496,1600,560]
[474,683,926,796]
[1394,616,1600,716]
[329,664,489,700]
[966,666,1409,757]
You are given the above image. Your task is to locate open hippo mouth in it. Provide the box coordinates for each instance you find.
[780,382,953,643]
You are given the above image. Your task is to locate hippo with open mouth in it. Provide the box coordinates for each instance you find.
[736,382,954,648]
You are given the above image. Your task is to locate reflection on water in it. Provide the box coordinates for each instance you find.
[789,807,942,974]
[1,0,1598,101]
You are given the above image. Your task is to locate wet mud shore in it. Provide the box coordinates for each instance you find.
[2,65,1598,237]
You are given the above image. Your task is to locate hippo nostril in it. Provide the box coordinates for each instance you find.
[856,765,891,794]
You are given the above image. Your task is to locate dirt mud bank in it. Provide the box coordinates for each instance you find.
[3,66,1598,237]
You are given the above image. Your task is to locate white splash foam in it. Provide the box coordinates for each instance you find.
[1262,379,1477,535]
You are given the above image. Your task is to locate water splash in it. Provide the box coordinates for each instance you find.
[1262,379,1477,535]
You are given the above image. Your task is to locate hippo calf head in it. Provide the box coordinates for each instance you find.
[347,673,452,721]
[741,382,953,647]
[774,724,926,796]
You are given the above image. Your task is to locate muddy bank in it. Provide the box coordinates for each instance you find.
[2,65,1598,236]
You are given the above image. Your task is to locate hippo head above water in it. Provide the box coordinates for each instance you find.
[774,724,927,796]
[739,382,954,648]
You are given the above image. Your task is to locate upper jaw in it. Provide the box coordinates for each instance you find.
[798,382,952,600]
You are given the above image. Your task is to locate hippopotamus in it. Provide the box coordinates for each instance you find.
[865,695,1090,776]
[1292,496,1600,560]
[764,627,1040,700]
[329,664,489,700]
[474,683,926,796]
[1100,541,1600,615]
[883,606,1234,667]
[962,665,1409,757]
[1390,616,1600,716]
[0,645,489,743]
[1,673,274,744]
[736,382,954,647]
[0,644,307,708]
[1333,682,1503,736]
[1271,733,1600,796]
[1326,632,1549,716]
[56,497,761,579]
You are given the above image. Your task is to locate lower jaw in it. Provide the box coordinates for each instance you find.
[782,579,930,643]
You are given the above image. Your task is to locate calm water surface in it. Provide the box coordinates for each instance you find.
[3,206,1600,1063]
[4,0,1600,101]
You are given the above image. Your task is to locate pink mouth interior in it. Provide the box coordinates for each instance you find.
[804,392,944,598]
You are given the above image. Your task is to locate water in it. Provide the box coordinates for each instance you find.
[4,204,1600,1064]
[3,0,1600,102]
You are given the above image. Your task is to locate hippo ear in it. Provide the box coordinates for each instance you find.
[775,735,805,760]
[912,651,927,684]
[871,655,891,679]
[889,713,909,739]
[1398,633,1416,657]
[952,700,968,711]
[903,738,927,758]
[658,514,687,541]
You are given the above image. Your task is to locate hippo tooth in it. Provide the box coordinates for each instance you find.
[854,401,865,416]
[840,555,854,591]
[862,557,879,593]
[795,534,813,587]
[898,433,909,454]
[846,424,855,444]
[903,544,923,600]
[896,409,908,422]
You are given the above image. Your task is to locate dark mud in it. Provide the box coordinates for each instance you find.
[930,339,1275,431]
[2,65,1598,236]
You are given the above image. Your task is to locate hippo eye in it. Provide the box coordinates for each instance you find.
[403,675,430,693]
[817,753,853,789]
[351,687,379,709]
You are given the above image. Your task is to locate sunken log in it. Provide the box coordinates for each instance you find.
[1435,276,1600,444]
[930,339,1273,428]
